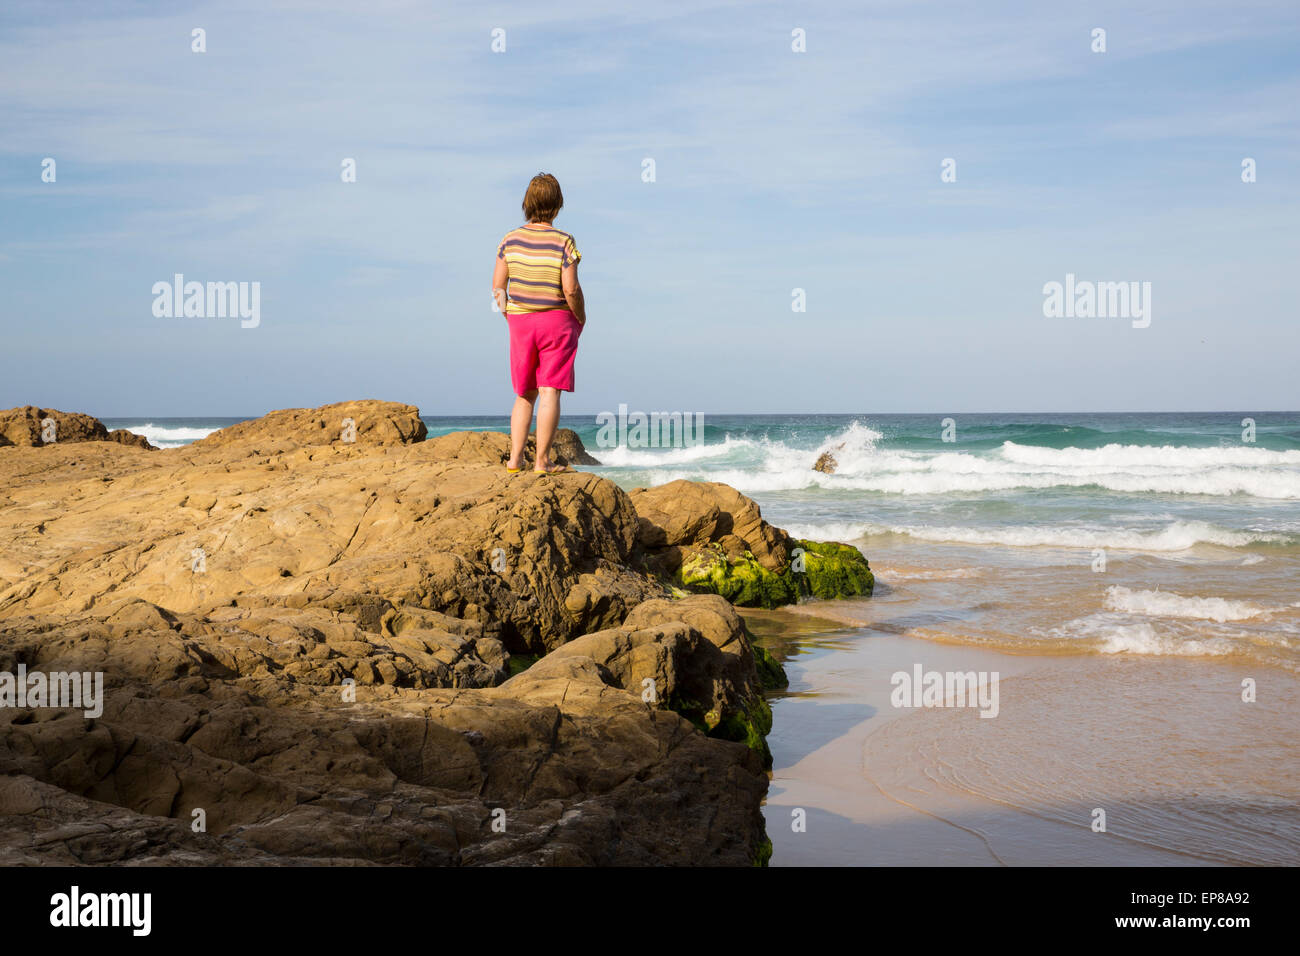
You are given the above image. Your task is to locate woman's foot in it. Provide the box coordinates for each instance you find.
[533,458,569,474]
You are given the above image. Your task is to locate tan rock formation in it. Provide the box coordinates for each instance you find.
[629,479,795,573]
[0,406,154,450]
[0,402,776,865]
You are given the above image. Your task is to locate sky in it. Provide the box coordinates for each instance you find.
[1,0,1297,416]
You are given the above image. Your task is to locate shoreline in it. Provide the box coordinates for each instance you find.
[747,601,1300,867]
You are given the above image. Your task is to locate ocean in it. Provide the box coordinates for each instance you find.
[104,410,1300,864]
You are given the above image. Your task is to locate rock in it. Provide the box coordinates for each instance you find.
[811,444,842,476]
[0,406,154,450]
[621,595,781,766]
[0,586,768,866]
[676,545,800,609]
[511,593,783,766]
[424,428,599,467]
[0,418,652,655]
[542,429,601,466]
[812,442,846,474]
[187,400,427,455]
[794,538,876,600]
[630,482,873,608]
[107,429,154,450]
[630,480,793,571]
[0,401,790,865]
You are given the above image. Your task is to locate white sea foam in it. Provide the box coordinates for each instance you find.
[119,423,221,446]
[1048,616,1240,658]
[1092,622,1237,658]
[876,566,985,581]
[779,520,874,542]
[593,435,752,467]
[856,519,1287,551]
[1000,441,1300,469]
[1104,586,1269,622]
[610,422,1300,499]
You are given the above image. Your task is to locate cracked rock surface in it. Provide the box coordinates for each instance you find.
[0,400,772,865]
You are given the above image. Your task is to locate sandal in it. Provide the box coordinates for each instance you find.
[533,464,570,474]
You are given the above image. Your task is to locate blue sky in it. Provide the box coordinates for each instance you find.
[1,0,1297,416]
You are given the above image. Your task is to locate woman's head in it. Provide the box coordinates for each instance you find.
[522,173,563,223]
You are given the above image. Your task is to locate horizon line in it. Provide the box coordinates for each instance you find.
[88,409,1300,419]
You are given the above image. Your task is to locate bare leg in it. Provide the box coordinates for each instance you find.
[508,389,537,469]
[534,386,561,470]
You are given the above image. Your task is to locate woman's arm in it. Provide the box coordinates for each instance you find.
[561,262,586,326]
[492,258,509,315]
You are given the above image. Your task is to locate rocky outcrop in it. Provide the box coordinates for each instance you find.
[631,480,794,570]
[0,592,768,866]
[0,406,154,450]
[187,399,427,455]
[0,402,786,866]
[423,428,598,468]
[543,430,601,466]
[631,481,874,607]
[0,419,649,656]
[107,429,154,450]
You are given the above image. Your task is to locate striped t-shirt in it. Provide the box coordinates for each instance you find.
[497,224,581,314]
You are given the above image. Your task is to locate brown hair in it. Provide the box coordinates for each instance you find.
[522,173,564,222]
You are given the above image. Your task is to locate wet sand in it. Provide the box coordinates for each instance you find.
[745,592,1300,866]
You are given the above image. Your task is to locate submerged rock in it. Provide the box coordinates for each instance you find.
[812,441,846,474]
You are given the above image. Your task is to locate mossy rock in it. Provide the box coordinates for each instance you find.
[677,545,798,609]
[665,685,775,769]
[753,643,788,690]
[753,836,773,867]
[709,695,774,769]
[673,539,873,608]
[792,538,874,600]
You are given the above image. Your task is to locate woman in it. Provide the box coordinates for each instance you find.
[492,172,587,474]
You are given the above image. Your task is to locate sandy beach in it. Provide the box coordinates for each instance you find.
[749,587,1300,867]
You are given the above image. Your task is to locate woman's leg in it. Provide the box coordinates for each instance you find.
[534,386,561,469]
[508,389,537,469]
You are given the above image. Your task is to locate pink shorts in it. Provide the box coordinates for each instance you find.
[507,308,582,395]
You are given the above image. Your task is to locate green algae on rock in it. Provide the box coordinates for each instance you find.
[792,538,875,600]
[678,544,798,608]
[628,479,873,609]
[673,539,873,609]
